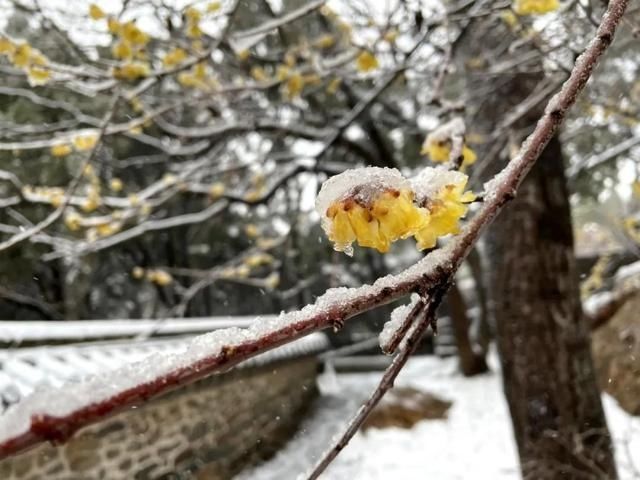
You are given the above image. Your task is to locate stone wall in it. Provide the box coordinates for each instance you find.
[1,357,318,479]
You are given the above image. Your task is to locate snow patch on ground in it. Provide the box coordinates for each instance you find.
[238,354,640,480]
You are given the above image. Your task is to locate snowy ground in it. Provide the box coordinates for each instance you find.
[237,354,640,480]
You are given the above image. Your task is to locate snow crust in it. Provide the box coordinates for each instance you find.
[410,167,467,203]
[315,167,409,218]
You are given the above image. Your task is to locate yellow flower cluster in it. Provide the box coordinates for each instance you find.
[314,34,336,49]
[185,6,203,38]
[209,182,226,199]
[0,37,51,86]
[49,132,99,158]
[162,47,188,68]
[73,133,99,151]
[146,269,173,286]
[131,267,173,285]
[244,253,274,268]
[356,50,379,73]
[326,188,427,253]
[89,5,151,81]
[178,62,217,90]
[318,167,475,255]
[513,0,559,15]
[414,181,475,250]
[50,143,73,157]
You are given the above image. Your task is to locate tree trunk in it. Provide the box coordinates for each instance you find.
[447,281,489,376]
[486,136,617,479]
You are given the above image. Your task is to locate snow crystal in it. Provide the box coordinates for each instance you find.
[410,167,468,202]
[315,167,409,220]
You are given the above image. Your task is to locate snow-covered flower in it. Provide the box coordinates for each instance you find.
[316,167,474,255]
[411,168,476,250]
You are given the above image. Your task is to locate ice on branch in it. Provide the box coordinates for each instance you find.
[316,167,475,255]
[421,118,476,171]
[379,293,422,353]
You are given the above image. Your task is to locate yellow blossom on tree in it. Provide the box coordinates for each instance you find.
[112,40,132,60]
[251,66,269,82]
[147,269,173,286]
[501,11,520,28]
[383,29,398,43]
[283,71,304,99]
[113,62,150,80]
[81,186,102,213]
[326,77,342,95]
[89,4,106,20]
[121,21,150,46]
[244,253,273,268]
[50,143,72,157]
[235,265,250,278]
[187,23,203,39]
[207,1,221,13]
[421,135,477,170]
[12,43,32,67]
[414,179,475,250]
[0,37,15,55]
[162,47,187,67]
[264,272,280,290]
[236,49,250,61]
[132,266,145,279]
[513,0,559,15]
[162,173,177,185]
[356,50,379,73]
[96,222,121,237]
[110,178,123,192]
[317,167,475,255]
[73,134,98,151]
[185,6,202,22]
[49,190,65,208]
[245,224,259,238]
[64,211,82,231]
[325,189,429,254]
[27,66,51,86]
[107,17,121,35]
[209,182,225,199]
[128,193,140,206]
[314,34,335,49]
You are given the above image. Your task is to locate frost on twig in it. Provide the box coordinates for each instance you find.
[379,293,427,355]
[316,166,474,255]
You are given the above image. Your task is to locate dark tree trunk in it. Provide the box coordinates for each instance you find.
[447,281,489,376]
[486,137,617,479]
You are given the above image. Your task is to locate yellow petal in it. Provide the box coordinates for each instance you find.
[50,143,72,157]
[356,50,378,73]
[89,4,106,20]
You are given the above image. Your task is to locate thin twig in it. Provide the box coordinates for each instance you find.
[306,280,450,480]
